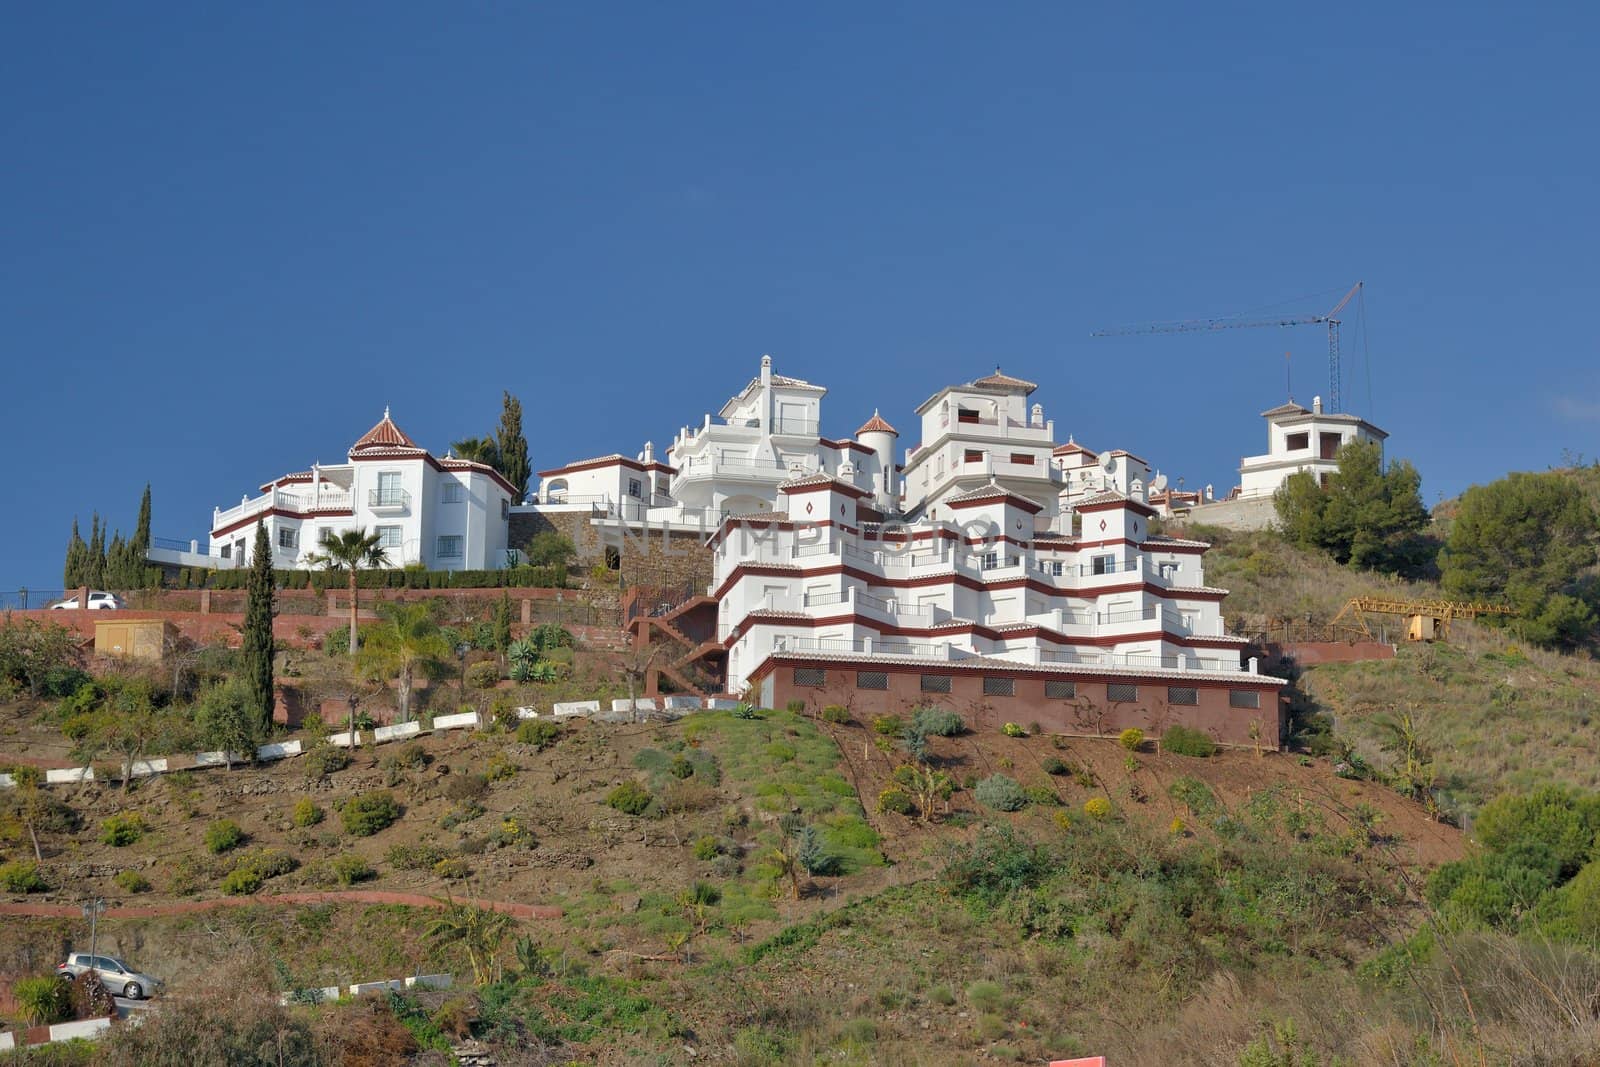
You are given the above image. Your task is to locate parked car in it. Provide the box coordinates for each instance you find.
[57,953,161,999]
[49,591,124,610]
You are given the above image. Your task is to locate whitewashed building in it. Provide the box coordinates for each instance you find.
[200,410,517,570]
[1237,395,1387,498]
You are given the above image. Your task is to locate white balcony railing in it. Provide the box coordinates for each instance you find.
[367,488,412,510]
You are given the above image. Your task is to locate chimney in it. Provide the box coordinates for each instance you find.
[1312,396,1323,414]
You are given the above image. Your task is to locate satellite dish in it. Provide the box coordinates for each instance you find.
[1101,453,1118,475]
[1151,473,1169,493]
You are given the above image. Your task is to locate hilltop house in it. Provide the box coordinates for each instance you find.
[182,410,517,571]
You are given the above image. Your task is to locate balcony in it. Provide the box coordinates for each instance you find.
[367,488,412,512]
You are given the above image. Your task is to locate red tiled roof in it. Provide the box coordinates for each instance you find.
[350,408,422,453]
[856,410,898,437]
[970,367,1038,394]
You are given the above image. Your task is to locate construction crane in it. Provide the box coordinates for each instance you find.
[1330,596,1519,643]
[1093,282,1364,412]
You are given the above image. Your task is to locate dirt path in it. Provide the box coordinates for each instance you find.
[0,890,560,921]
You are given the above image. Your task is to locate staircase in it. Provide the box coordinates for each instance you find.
[621,584,726,698]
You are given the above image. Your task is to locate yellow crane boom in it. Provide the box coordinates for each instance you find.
[1331,596,1519,642]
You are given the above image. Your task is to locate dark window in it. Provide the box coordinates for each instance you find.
[1044,680,1076,699]
[920,674,952,694]
[1230,689,1261,709]
[982,676,1014,697]
[1320,432,1342,460]
[1167,686,1199,706]
[628,478,643,499]
[1286,431,1309,451]
[1009,453,1035,465]
[1092,554,1115,575]
[856,671,888,691]
[793,668,825,688]
[1106,683,1138,702]
[964,449,984,464]
[277,527,297,550]
[957,408,980,424]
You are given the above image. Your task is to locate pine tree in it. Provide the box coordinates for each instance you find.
[243,522,276,732]
[494,392,531,502]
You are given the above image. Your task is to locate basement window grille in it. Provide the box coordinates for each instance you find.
[1229,689,1261,709]
[1044,680,1076,699]
[856,671,888,691]
[982,676,1014,697]
[920,674,952,694]
[1167,686,1199,706]
[1106,683,1139,703]
[793,668,826,688]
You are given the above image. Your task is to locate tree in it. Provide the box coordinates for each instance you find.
[357,602,451,722]
[426,900,515,986]
[86,514,106,588]
[9,765,46,861]
[63,517,87,588]
[196,678,262,771]
[524,530,577,568]
[0,619,80,698]
[242,522,276,732]
[131,483,151,562]
[304,528,390,655]
[1273,439,1430,572]
[494,391,531,501]
[492,591,513,659]
[1440,471,1599,647]
[450,436,499,467]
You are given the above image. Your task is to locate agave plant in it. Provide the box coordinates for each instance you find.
[507,638,539,682]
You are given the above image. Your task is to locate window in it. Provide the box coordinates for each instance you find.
[979,551,998,570]
[375,526,402,549]
[1042,560,1064,576]
[1158,561,1179,580]
[219,543,231,560]
[964,449,984,464]
[277,527,298,550]
[793,668,826,688]
[1230,689,1261,709]
[856,670,888,690]
[628,478,643,499]
[1092,554,1115,575]
[1285,432,1309,452]
[501,498,510,519]
[1045,680,1076,699]
[376,471,404,505]
[317,527,334,545]
[1106,683,1138,702]
[1167,686,1199,706]
[441,482,464,504]
[1010,453,1035,466]
[920,674,952,694]
[982,676,1014,697]
[957,407,980,424]
[1320,432,1343,460]
[436,535,463,559]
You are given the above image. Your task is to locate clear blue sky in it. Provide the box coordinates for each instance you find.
[4,3,1597,592]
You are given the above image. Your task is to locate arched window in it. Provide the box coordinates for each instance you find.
[545,478,569,502]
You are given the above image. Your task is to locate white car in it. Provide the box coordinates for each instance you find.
[49,591,124,610]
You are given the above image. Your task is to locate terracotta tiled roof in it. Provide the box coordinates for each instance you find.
[970,367,1038,394]
[350,408,422,453]
[945,482,1045,513]
[778,472,866,498]
[1260,400,1310,418]
[856,409,898,437]
[1052,441,1097,456]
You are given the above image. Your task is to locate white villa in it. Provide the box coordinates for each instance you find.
[1237,395,1387,498]
[174,410,517,571]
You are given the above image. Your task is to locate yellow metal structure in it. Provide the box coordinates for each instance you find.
[1331,597,1518,642]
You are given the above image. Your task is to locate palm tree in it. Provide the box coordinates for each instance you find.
[450,436,499,466]
[426,898,515,986]
[357,602,452,722]
[304,528,389,655]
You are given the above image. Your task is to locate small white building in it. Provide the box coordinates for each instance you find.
[202,410,517,570]
[1237,396,1387,498]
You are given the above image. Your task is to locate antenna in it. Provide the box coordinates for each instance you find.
[1285,351,1292,402]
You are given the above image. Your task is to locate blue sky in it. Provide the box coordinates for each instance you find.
[3,3,1597,591]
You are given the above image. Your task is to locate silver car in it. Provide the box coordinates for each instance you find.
[57,952,161,999]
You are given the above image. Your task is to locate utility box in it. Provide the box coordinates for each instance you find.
[1406,614,1439,642]
[95,618,174,662]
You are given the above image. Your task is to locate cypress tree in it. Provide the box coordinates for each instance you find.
[494,391,531,502]
[493,589,513,653]
[106,532,127,590]
[243,521,276,732]
[86,516,106,589]
[63,518,86,588]
[131,484,152,586]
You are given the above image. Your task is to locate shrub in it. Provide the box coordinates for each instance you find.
[606,780,656,816]
[975,774,1027,812]
[871,714,904,737]
[205,819,245,854]
[342,791,402,836]
[1084,796,1113,819]
[912,707,965,737]
[467,661,502,689]
[387,843,449,870]
[13,975,71,1025]
[785,699,806,715]
[0,860,48,893]
[1023,785,1061,806]
[877,787,914,815]
[1052,810,1072,831]
[515,718,561,750]
[1000,722,1027,738]
[967,979,1005,1013]
[1170,816,1187,835]
[334,853,374,885]
[101,813,147,846]
[445,772,489,801]
[225,847,297,895]
[1118,727,1145,752]
[693,835,723,861]
[1042,756,1068,776]
[433,857,470,880]
[291,797,324,827]
[486,753,520,782]
[114,869,151,893]
[302,745,351,777]
[821,705,851,724]
[1162,726,1218,757]
[221,866,264,895]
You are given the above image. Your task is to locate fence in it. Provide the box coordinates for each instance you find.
[0,590,67,611]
